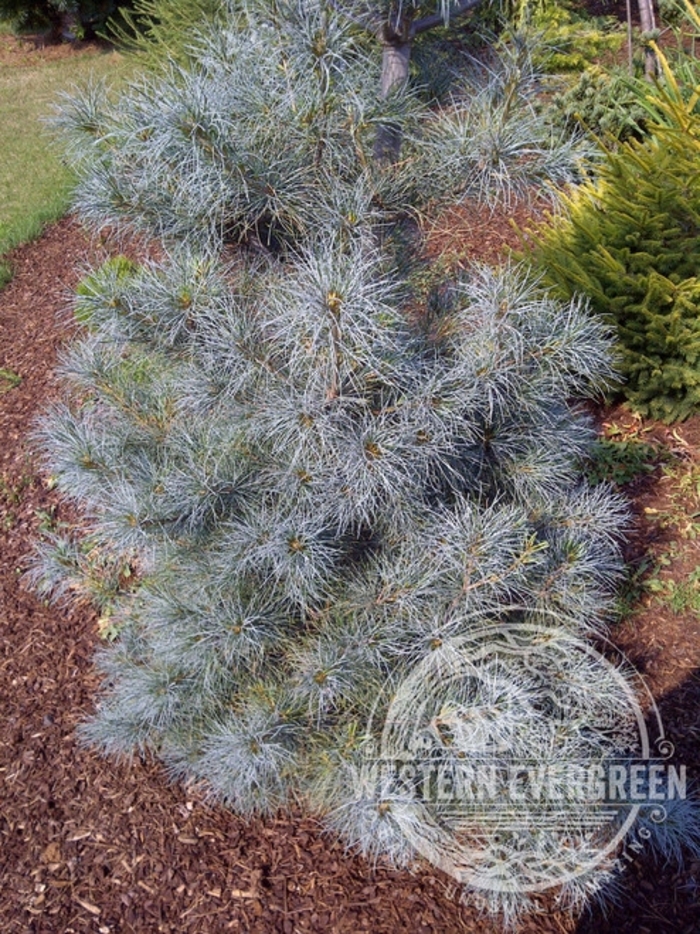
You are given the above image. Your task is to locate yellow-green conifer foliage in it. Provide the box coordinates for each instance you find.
[525,52,700,422]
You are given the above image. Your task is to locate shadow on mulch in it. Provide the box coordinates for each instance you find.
[575,670,700,934]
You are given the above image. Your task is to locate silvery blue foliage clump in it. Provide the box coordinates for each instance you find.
[33,0,699,925]
[53,0,421,250]
[52,0,587,251]
[418,33,589,206]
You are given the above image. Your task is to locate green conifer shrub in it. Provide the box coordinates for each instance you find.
[506,0,624,73]
[523,56,700,422]
[549,0,700,149]
[105,0,227,68]
[32,0,700,923]
[551,65,650,141]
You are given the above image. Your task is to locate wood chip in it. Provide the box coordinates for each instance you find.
[74,897,101,916]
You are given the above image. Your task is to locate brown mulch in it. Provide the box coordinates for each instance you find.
[0,32,112,67]
[2,212,700,934]
[422,199,543,269]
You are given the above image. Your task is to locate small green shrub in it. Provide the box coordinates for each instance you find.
[551,65,649,141]
[0,367,22,392]
[658,0,693,26]
[550,0,700,145]
[508,0,624,73]
[583,437,660,485]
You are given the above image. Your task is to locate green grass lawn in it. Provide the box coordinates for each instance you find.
[0,37,129,286]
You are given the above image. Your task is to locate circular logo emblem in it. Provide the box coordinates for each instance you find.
[361,623,675,895]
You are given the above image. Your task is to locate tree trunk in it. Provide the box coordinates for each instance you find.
[638,0,658,79]
[368,0,483,164]
[373,36,411,165]
[46,8,80,45]
[625,0,634,74]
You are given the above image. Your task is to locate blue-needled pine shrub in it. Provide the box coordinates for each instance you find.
[32,0,700,925]
[52,2,589,248]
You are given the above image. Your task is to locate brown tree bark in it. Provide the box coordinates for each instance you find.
[371,0,485,164]
[373,32,412,164]
[637,0,658,79]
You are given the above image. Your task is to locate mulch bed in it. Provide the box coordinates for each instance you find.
[2,214,700,934]
[0,32,112,66]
